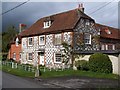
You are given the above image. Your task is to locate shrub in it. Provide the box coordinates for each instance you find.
[75,60,89,71]
[89,53,112,73]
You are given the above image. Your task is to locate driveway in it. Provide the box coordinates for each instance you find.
[2,71,119,89]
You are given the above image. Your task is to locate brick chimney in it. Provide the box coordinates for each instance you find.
[78,3,84,12]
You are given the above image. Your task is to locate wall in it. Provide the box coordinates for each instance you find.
[8,44,21,62]
[74,54,119,75]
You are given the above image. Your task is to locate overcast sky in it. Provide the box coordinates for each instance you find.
[2,1,118,32]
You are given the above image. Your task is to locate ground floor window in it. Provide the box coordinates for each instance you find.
[55,53,62,63]
[19,52,22,60]
[13,52,16,60]
[28,53,32,61]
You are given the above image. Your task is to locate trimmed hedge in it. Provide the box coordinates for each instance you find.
[75,60,89,71]
[89,53,112,73]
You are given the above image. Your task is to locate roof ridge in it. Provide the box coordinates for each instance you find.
[96,23,119,30]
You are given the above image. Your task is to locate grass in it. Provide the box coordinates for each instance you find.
[2,65,34,78]
[2,65,119,80]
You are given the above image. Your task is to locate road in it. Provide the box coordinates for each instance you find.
[2,71,119,89]
[2,72,61,88]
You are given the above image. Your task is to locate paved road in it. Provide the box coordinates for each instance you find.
[2,71,119,89]
[2,72,61,88]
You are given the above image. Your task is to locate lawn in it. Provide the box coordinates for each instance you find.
[2,65,119,80]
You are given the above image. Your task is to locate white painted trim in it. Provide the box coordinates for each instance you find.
[54,53,62,64]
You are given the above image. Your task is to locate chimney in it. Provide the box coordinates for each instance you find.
[19,23,27,33]
[78,3,84,12]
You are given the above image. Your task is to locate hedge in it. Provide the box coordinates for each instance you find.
[89,53,112,73]
[75,60,89,71]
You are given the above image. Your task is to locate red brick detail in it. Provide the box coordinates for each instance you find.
[8,44,21,62]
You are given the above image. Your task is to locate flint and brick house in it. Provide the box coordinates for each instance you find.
[8,4,120,69]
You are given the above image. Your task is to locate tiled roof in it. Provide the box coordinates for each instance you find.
[20,9,93,37]
[95,23,120,40]
[19,8,120,40]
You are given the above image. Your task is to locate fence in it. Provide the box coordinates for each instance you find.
[2,61,71,72]
[2,61,35,72]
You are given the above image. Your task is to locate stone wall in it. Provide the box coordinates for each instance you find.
[74,54,119,75]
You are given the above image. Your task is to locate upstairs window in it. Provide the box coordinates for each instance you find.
[84,33,91,44]
[54,34,62,45]
[28,37,33,46]
[43,21,51,28]
[39,35,45,45]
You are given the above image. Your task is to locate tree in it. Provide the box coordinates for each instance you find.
[62,42,73,66]
[2,25,18,52]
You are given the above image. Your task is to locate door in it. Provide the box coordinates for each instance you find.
[39,52,44,65]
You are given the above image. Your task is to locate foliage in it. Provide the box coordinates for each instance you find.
[2,26,18,52]
[75,60,89,71]
[62,42,73,65]
[89,53,112,73]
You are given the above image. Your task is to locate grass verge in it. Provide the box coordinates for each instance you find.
[2,65,119,80]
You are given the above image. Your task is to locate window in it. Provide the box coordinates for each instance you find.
[55,53,62,63]
[101,44,105,50]
[105,45,108,50]
[28,53,32,61]
[54,34,62,45]
[86,20,90,26]
[112,45,115,50]
[19,52,22,60]
[13,53,16,60]
[28,37,33,46]
[43,21,51,28]
[39,35,45,45]
[84,33,91,44]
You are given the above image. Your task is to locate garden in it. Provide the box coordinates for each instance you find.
[1,53,119,79]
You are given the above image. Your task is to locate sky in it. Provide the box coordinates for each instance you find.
[2,1,118,32]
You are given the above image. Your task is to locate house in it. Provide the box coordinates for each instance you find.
[8,4,120,71]
[8,35,22,62]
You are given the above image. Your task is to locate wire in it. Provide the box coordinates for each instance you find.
[89,0,115,15]
[1,0,30,15]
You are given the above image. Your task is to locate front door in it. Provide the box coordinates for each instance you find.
[39,52,44,65]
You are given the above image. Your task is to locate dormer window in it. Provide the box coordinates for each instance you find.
[105,28,111,34]
[44,21,51,28]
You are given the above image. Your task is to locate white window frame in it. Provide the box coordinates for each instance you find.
[101,44,105,50]
[54,53,62,63]
[43,21,51,28]
[39,35,45,45]
[28,53,33,61]
[112,44,115,50]
[84,33,91,45]
[13,52,16,60]
[105,45,108,50]
[28,37,33,46]
[54,34,62,45]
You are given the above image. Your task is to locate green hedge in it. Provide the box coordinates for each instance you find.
[75,60,89,71]
[89,53,112,73]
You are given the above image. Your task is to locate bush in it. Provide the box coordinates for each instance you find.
[75,60,89,71]
[89,53,112,73]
